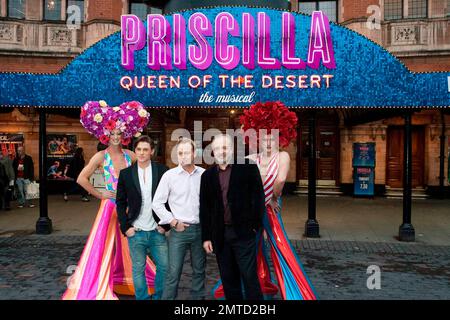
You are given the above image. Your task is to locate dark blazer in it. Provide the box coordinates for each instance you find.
[200,160,265,252]
[116,161,170,236]
[13,155,34,181]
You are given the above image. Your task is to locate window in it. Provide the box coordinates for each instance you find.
[67,0,84,22]
[130,0,163,21]
[298,1,337,22]
[298,2,316,16]
[44,0,63,21]
[408,0,427,18]
[318,1,337,22]
[384,0,403,20]
[7,0,25,19]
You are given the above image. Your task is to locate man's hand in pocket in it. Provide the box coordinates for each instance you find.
[157,226,166,234]
[126,227,136,238]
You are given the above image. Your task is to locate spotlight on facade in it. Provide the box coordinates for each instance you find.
[47,0,56,10]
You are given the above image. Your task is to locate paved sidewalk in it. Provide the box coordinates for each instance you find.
[0,195,449,300]
[0,235,449,300]
[0,195,449,245]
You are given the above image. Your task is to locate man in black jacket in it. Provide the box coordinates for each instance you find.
[13,146,35,208]
[116,135,170,300]
[200,134,265,300]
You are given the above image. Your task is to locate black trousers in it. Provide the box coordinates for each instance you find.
[0,185,12,210]
[215,225,263,300]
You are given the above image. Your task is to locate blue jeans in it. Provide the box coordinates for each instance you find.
[127,229,168,300]
[162,224,206,300]
[16,178,30,206]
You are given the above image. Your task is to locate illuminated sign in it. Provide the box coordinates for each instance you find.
[120,11,335,71]
[0,6,448,108]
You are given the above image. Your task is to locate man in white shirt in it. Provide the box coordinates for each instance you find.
[152,137,206,300]
[116,136,169,300]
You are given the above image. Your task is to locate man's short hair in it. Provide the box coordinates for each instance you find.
[176,137,196,153]
[134,135,155,150]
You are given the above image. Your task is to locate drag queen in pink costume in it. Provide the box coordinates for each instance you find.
[63,100,156,300]
[242,101,317,300]
[213,101,317,300]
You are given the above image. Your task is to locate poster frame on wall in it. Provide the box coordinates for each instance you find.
[0,133,24,159]
[46,134,78,182]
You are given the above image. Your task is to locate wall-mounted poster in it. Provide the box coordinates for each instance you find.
[46,134,77,181]
[0,133,24,159]
[47,134,77,156]
[352,142,376,168]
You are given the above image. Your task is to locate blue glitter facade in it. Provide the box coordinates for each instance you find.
[0,6,448,108]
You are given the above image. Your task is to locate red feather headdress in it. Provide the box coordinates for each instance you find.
[239,101,298,149]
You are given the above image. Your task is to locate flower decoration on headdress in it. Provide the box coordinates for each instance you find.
[239,101,298,149]
[80,100,150,146]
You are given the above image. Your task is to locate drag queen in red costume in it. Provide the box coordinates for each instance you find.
[63,100,156,300]
[213,101,318,300]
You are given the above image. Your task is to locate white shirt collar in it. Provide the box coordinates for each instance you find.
[138,162,152,171]
[177,164,199,175]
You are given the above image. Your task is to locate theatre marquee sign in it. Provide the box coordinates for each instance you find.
[0,6,448,108]
[119,10,335,103]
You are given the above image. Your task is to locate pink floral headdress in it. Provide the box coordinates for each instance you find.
[80,100,150,146]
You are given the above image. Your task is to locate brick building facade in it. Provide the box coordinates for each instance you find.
[0,0,449,197]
